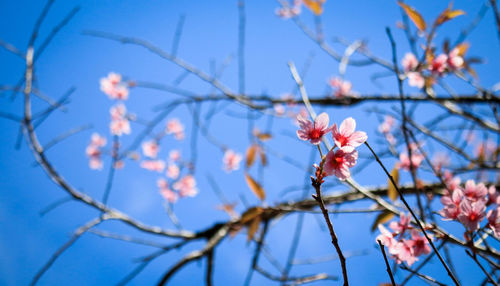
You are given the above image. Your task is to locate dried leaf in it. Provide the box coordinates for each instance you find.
[455,42,469,56]
[257,133,272,141]
[398,2,426,31]
[240,207,263,224]
[371,210,395,232]
[245,144,258,168]
[388,167,399,201]
[466,66,478,79]
[260,151,267,166]
[245,173,266,200]
[436,8,465,26]
[303,0,326,15]
[247,216,261,242]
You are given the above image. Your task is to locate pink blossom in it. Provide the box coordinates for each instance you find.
[378,116,395,134]
[457,200,486,231]
[429,54,448,76]
[409,230,431,257]
[487,185,499,205]
[110,118,131,136]
[166,164,180,179]
[377,224,397,249]
[158,179,178,203]
[398,152,424,171]
[86,133,106,170]
[487,208,500,237]
[140,160,166,172]
[389,213,410,234]
[100,72,129,100]
[447,48,464,70]
[431,152,450,170]
[169,150,181,161]
[142,140,159,158]
[329,77,353,98]
[296,112,333,145]
[444,171,461,192]
[90,133,107,147]
[463,180,488,202]
[110,104,127,121]
[273,104,286,116]
[439,188,464,220]
[276,0,301,18]
[407,72,425,88]
[323,148,358,180]
[223,149,243,172]
[89,158,103,170]
[173,175,198,197]
[391,240,417,266]
[332,117,367,152]
[166,118,185,140]
[402,53,418,72]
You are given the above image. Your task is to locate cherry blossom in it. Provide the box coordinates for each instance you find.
[332,117,367,152]
[378,116,395,134]
[389,213,410,234]
[296,112,333,145]
[166,163,180,179]
[169,150,181,161]
[140,160,166,172]
[487,208,500,237]
[487,185,499,205]
[110,103,127,120]
[377,224,397,248]
[222,149,243,172]
[407,72,425,88]
[142,140,159,158]
[439,188,464,220]
[158,179,178,203]
[276,0,301,18]
[166,118,185,140]
[391,240,417,266]
[463,180,488,202]
[86,133,107,170]
[409,230,431,257]
[328,77,353,98]
[323,148,358,180]
[100,72,130,100]
[173,175,198,197]
[447,48,464,70]
[457,199,486,231]
[398,152,424,171]
[402,52,418,72]
[110,104,131,136]
[429,54,448,76]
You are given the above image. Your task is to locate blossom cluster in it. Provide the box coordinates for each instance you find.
[377,115,396,145]
[85,133,107,170]
[100,72,130,100]
[377,214,431,266]
[439,173,499,237]
[401,46,466,89]
[296,113,367,180]
[223,149,243,173]
[328,77,354,98]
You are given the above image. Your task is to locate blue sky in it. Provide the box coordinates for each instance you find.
[0,0,499,285]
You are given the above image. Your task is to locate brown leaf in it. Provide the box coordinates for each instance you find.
[455,42,469,56]
[245,173,266,200]
[239,207,263,224]
[303,0,326,15]
[256,133,272,141]
[260,151,267,166]
[436,8,465,26]
[388,167,399,201]
[398,2,426,31]
[371,210,395,232]
[247,216,261,242]
[245,144,258,168]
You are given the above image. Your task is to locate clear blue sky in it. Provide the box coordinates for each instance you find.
[0,0,498,285]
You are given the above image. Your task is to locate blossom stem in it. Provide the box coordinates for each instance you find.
[316,145,323,159]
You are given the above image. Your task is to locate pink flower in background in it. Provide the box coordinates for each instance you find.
[173,175,198,197]
[323,148,358,180]
[142,140,159,158]
[407,72,425,88]
[100,72,129,100]
[447,48,464,70]
[332,117,367,152]
[463,180,488,202]
[169,150,181,161]
[166,118,185,140]
[273,104,286,116]
[86,133,107,170]
[458,200,486,231]
[391,240,417,266]
[157,179,178,203]
[409,230,431,257]
[389,213,410,234]
[110,118,131,136]
[276,0,301,18]
[223,149,242,172]
[296,112,332,145]
[378,116,395,134]
[377,224,397,249]
[398,152,424,171]
[402,52,418,72]
[439,188,464,220]
[140,160,166,172]
[110,104,127,120]
[429,54,448,76]
[329,77,353,98]
[444,171,461,192]
[431,152,450,170]
[487,186,499,205]
[487,208,500,237]
[166,164,180,179]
